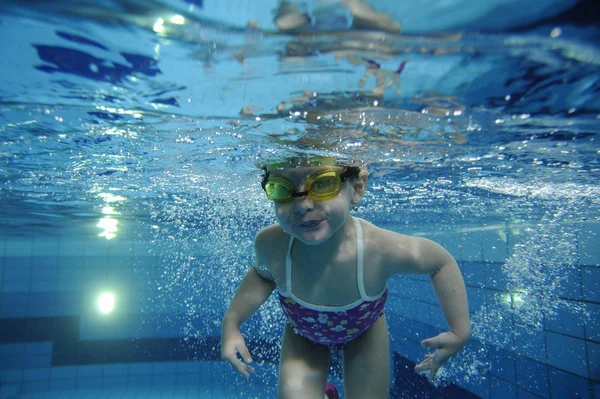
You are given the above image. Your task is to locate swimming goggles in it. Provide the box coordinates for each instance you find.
[261,167,360,202]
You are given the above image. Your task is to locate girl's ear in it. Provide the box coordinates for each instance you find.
[352,171,368,204]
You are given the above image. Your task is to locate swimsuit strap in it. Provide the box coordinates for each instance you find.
[285,233,294,294]
[354,217,369,301]
[286,217,366,299]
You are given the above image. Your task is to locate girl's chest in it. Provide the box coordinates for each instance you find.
[272,253,387,307]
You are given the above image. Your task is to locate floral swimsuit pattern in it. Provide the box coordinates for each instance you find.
[277,218,388,349]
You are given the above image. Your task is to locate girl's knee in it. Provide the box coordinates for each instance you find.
[279,365,327,397]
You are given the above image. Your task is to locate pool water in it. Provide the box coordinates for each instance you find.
[0,0,599,398]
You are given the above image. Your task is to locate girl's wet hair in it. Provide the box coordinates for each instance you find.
[260,155,362,172]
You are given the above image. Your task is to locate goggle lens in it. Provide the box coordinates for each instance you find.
[264,169,344,202]
[264,177,295,201]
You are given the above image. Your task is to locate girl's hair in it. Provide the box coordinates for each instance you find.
[260,155,364,172]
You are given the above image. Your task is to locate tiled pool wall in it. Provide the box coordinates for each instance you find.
[0,221,598,398]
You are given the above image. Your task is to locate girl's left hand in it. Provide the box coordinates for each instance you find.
[414,331,468,381]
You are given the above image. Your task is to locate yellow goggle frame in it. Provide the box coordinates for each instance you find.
[261,167,360,202]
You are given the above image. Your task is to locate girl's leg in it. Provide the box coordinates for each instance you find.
[278,324,331,399]
[342,315,390,399]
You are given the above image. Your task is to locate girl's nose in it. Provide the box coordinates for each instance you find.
[293,194,314,214]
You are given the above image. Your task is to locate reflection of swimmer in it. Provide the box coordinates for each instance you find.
[274,0,401,33]
[221,156,471,397]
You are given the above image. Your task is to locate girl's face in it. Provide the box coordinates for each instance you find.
[271,166,366,245]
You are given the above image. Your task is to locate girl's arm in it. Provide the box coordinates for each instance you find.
[384,233,471,380]
[221,265,276,377]
[222,265,276,328]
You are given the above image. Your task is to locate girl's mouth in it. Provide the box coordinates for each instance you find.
[295,220,323,229]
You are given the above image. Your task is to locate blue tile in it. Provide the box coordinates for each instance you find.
[152,373,177,386]
[30,267,56,281]
[76,377,102,389]
[547,332,589,378]
[588,341,600,382]
[412,301,433,325]
[23,355,51,368]
[21,380,49,394]
[103,376,128,388]
[485,263,510,290]
[585,303,600,341]
[0,344,26,356]
[556,266,583,300]
[176,361,204,374]
[466,287,485,313]
[0,369,22,382]
[4,266,32,281]
[176,373,199,385]
[50,379,75,391]
[50,366,77,379]
[481,230,508,263]
[517,388,545,399]
[57,267,83,282]
[76,365,103,378]
[0,383,20,398]
[582,267,600,302]
[549,367,591,399]
[578,223,600,267]
[103,363,128,376]
[0,355,23,370]
[460,377,490,398]
[0,305,29,318]
[515,357,549,397]
[23,368,50,382]
[152,362,177,374]
[3,257,31,270]
[489,346,516,383]
[29,293,55,307]
[127,375,152,387]
[128,362,153,375]
[461,233,483,263]
[490,376,517,398]
[30,280,57,292]
[1,280,30,293]
[545,301,585,339]
[461,262,486,288]
[514,325,547,362]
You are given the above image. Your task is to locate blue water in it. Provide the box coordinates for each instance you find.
[0,0,599,398]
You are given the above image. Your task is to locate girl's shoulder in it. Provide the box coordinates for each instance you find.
[254,224,290,277]
[359,219,424,272]
[255,223,289,248]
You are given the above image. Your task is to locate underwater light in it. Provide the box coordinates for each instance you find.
[97,216,118,240]
[153,18,166,34]
[170,14,185,25]
[102,206,119,215]
[97,292,116,314]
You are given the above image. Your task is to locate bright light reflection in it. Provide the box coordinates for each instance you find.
[102,206,119,215]
[153,18,165,34]
[97,292,116,314]
[98,193,126,203]
[170,14,185,25]
[97,216,118,240]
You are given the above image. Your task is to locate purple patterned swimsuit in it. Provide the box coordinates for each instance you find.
[277,218,388,349]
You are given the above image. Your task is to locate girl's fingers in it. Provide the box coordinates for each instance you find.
[236,344,253,363]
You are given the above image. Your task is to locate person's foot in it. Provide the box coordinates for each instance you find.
[325,382,339,399]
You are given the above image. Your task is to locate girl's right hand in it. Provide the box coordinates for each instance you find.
[221,327,255,377]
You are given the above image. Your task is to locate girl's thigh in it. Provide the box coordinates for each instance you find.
[278,324,331,399]
[343,315,390,399]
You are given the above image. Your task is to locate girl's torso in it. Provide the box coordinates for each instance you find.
[264,217,389,307]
